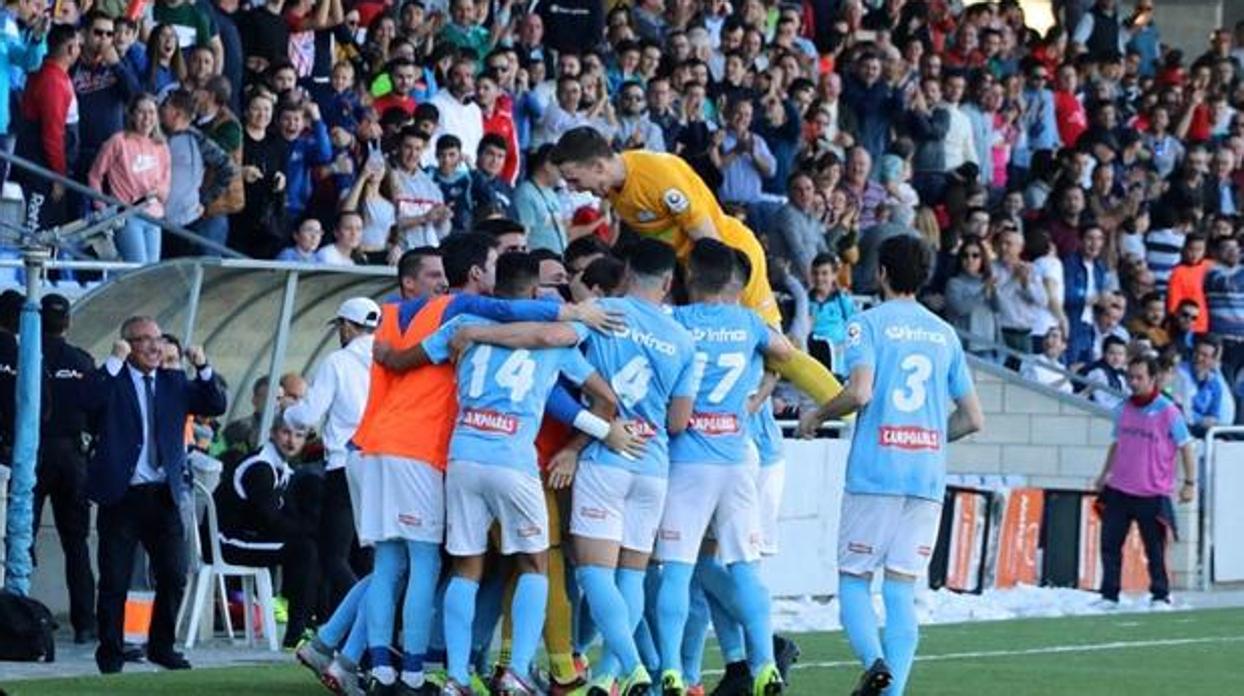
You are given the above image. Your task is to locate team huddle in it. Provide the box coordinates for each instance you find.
[291,127,984,696]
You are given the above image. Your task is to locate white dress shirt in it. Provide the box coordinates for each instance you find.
[284,334,373,471]
[430,92,484,167]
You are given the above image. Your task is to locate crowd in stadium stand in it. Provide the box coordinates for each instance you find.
[0,0,1242,422]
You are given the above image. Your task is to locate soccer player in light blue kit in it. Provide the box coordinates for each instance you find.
[568,238,697,696]
[798,236,984,696]
[401,252,629,695]
[654,239,793,696]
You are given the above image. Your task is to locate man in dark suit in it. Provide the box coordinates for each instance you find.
[84,315,227,674]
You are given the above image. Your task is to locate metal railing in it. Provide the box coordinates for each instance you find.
[951,325,1130,401]
[0,148,248,259]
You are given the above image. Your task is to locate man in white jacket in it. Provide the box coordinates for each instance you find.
[284,297,380,614]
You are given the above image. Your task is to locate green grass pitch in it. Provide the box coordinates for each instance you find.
[5,607,1242,695]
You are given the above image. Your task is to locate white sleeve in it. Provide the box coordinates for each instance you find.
[284,356,338,429]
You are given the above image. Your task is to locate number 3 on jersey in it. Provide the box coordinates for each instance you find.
[467,345,535,402]
[892,353,932,412]
[612,355,653,408]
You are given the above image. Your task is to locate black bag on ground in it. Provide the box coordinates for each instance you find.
[0,591,57,662]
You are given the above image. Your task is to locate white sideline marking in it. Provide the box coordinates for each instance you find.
[702,635,1244,675]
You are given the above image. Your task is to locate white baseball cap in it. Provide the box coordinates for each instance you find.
[334,297,381,328]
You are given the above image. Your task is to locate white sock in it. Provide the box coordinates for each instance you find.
[401,670,425,688]
[372,665,397,685]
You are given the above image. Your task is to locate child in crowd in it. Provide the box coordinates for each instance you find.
[1081,335,1132,409]
[430,134,473,233]
[807,252,855,376]
[1022,326,1073,393]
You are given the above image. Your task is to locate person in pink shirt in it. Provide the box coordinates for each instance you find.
[1093,354,1197,608]
[88,93,171,263]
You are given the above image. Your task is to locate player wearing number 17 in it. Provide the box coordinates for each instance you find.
[797,236,985,696]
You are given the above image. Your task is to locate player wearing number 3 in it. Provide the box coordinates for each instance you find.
[550,127,845,408]
[798,236,985,696]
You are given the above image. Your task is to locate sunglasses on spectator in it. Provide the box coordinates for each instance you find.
[960,251,982,258]
[93,29,114,37]
[1180,312,1199,320]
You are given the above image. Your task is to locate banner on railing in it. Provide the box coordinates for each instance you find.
[1212,441,1244,583]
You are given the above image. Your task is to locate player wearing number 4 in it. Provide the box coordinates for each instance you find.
[457,239,697,696]
[381,253,638,696]
[550,127,845,408]
[798,236,985,696]
[656,239,794,696]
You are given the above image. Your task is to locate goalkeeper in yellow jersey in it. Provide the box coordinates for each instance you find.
[550,126,843,405]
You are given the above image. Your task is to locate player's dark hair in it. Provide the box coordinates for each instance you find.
[626,238,678,281]
[687,239,737,295]
[732,249,752,287]
[528,248,563,265]
[474,217,526,238]
[878,235,932,295]
[440,233,497,289]
[565,236,611,271]
[494,252,541,298]
[436,134,462,153]
[550,127,614,165]
[581,256,626,296]
[398,246,441,281]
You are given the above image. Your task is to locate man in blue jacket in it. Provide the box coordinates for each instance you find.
[71,11,141,184]
[278,98,332,231]
[84,316,227,674]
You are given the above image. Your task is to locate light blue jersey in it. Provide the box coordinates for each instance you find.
[843,299,974,500]
[579,297,696,477]
[422,315,596,476]
[669,304,771,465]
[751,398,785,467]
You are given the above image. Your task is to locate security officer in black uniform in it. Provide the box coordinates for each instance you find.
[33,293,98,644]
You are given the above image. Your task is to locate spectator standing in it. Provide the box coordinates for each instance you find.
[1205,235,1244,382]
[839,146,886,231]
[1162,235,1213,340]
[0,2,46,187]
[87,93,171,263]
[1013,61,1058,179]
[1127,291,1172,350]
[1072,0,1128,62]
[275,218,324,263]
[1093,354,1196,608]
[33,294,97,644]
[1026,229,1069,354]
[1022,326,1074,393]
[772,171,828,278]
[85,317,226,674]
[476,70,519,186]
[806,252,854,374]
[276,98,331,227]
[1064,224,1113,366]
[992,227,1049,365]
[208,0,243,113]
[945,235,1000,356]
[514,144,569,254]
[754,91,800,195]
[234,92,287,258]
[613,80,665,153]
[73,11,142,185]
[391,126,450,249]
[907,76,951,202]
[1145,207,1196,292]
[154,0,223,70]
[469,133,517,216]
[841,50,902,163]
[1177,335,1236,436]
[16,23,80,231]
[1082,334,1130,408]
[372,57,418,120]
[712,98,775,206]
[194,75,245,255]
[240,0,288,84]
[852,203,918,296]
[160,89,236,257]
[941,71,978,172]
[430,55,483,167]
[142,23,185,98]
[314,210,362,266]
[284,296,379,615]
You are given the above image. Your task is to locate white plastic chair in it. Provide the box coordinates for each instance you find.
[183,480,280,651]
[176,481,235,644]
